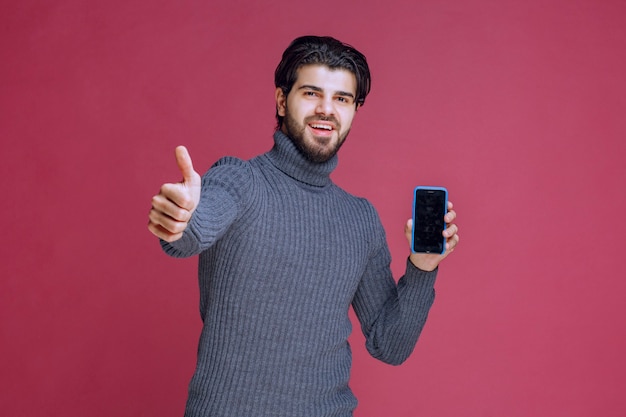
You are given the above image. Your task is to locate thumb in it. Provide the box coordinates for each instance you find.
[175,146,199,185]
[404,219,413,242]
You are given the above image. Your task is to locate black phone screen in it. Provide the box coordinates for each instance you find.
[412,188,447,254]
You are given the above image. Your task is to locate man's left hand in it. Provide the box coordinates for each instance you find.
[405,201,460,272]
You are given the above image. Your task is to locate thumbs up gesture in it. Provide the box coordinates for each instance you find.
[148,146,202,242]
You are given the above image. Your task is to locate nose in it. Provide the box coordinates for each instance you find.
[315,96,335,116]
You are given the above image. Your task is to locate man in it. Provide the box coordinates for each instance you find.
[148,36,459,417]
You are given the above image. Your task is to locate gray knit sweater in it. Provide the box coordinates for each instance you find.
[162,131,437,417]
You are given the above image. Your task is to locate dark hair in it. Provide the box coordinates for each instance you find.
[274,35,371,128]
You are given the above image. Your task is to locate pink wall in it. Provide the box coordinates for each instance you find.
[2,0,625,416]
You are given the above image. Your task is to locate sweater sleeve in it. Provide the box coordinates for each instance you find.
[351,211,437,366]
[160,156,252,258]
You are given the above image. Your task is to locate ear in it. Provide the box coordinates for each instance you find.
[275,87,287,117]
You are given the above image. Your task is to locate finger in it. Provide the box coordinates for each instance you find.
[147,220,183,242]
[151,192,192,222]
[445,209,457,224]
[158,182,197,212]
[447,201,454,211]
[175,146,197,184]
[148,207,189,235]
[444,223,458,238]
[445,233,460,252]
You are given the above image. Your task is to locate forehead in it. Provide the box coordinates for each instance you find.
[294,64,357,94]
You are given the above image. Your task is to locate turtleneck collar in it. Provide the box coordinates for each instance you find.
[266,130,338,187]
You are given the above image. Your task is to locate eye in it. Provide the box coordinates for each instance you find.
[335,96,354,104]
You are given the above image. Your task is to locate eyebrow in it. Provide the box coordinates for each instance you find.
[298,84,356,99]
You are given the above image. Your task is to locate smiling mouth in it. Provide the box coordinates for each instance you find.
[309,123,334,131]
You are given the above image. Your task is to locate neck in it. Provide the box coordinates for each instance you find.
[266,130,338,187]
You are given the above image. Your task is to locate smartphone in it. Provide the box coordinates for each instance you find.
[411,186,448,254]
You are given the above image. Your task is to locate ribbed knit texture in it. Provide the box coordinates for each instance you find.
[162,131,437,417]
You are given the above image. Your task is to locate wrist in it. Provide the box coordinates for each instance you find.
[408,253,440,272]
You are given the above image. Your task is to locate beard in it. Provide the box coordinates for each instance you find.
[281,106,350,164]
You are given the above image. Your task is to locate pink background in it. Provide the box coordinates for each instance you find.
[2,0,625,416]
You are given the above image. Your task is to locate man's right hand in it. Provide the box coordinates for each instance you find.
[148,146,202,242]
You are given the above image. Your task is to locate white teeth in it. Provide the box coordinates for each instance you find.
[311,124,332,130]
